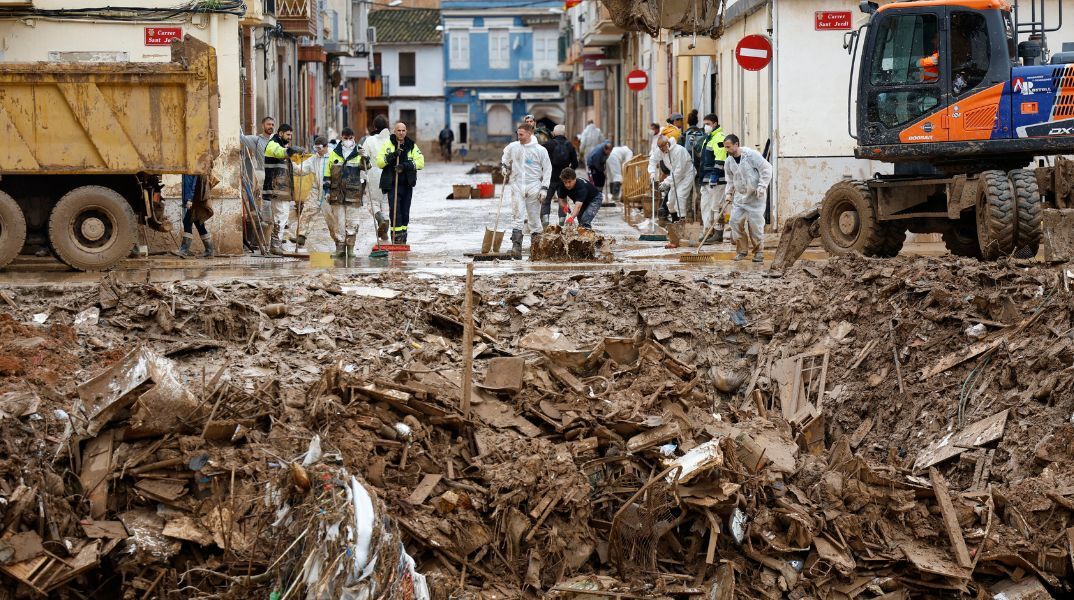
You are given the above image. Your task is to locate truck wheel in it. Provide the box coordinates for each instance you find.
[1010,168,1042,257]
[976,170,1017,259]
[0,191,27,269]
[49,186,136,272]
[941,212,982,258]
[819,180,905,257]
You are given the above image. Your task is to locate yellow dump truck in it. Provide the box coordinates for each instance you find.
[0,36,219,271]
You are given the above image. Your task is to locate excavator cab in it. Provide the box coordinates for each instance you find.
[852,0,1074,168]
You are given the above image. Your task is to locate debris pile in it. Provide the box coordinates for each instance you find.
[0,255,1071,598]
[532,225,614,262]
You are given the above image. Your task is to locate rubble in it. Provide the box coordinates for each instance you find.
[531,225,614,262]
[0,254,1071,598]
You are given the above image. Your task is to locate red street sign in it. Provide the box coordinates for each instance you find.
[735,35,772,71]
[626,69,649,92]
[145,26,182,46]
[340,89,350,107]
[815,11,852,30]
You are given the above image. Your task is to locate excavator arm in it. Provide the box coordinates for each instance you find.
[770,207,821,271]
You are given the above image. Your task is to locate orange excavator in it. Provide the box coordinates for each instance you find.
[773,0,1074,269]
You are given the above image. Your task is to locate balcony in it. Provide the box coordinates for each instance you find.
[277,0,317,37]
[519,60,565,83]
[298,44,327,63]
[366,76,390,98]
[241,0,277,27]
[323,40,354,57]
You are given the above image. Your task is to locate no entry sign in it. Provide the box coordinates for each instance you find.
[340,89,350,107]
[145,26,182,46]
[735,35,772,71]
[626,69,649,92]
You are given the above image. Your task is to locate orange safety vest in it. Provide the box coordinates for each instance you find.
[919,52,939,82]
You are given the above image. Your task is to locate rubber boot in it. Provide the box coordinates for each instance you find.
[269,224,283,255]
[510,228,523,260]
[200,233,215,258]
[335,241,346,257]
[174,234,193,258]
[540,214,549,229]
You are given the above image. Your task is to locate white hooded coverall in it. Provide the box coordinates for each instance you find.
[291,152,340,249]
[501,138,552,234]
[362,129,391,216]
[606,146,633,185]
[578,124,603,167]
[723,146,773,254]
[648,141,695,217]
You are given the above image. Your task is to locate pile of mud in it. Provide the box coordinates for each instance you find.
[0,256,1071,598]
[531,225,613,262]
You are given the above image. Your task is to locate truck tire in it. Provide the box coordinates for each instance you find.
[49,186,136,272]
[941,212,982,258]
[819,180,905,258]
[975,170,1017,259]
[0,191,27,269]
[1009,168,1042,257]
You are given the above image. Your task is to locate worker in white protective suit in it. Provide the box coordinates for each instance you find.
[290,136,339,253]
[501,122,552,259]
[722,133,773,263]
[605,145,633,204]
[361,114,392,241]
[648,135,695,222]
[578,120,603,172]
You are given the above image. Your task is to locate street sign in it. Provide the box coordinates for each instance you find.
[815,11,852,30]
[626,69,649,91]
[144,26,182,46]
[340,89,350,107]
[735,35,772,71]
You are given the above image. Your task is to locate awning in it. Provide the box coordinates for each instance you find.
[519,92,561,101]
[477,92,518,101]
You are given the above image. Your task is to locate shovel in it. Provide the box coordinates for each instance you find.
[482,171,510,253]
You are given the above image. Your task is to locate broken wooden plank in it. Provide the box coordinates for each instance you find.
[848,418,874,450]
[80,430,115,520]
[544,360,585,394]
[930,468,972,569]
[914,409,1009,471]
[921,337,1004,379]
[407,474,443,506]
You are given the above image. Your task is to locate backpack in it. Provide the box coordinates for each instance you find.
[684,127,706,168]
[547,138,573,170]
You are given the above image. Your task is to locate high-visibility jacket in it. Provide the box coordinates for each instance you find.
[919,52,939,82]
[325,143,363,177]
[375,135,425,190]
[700,126,728,184]
[263,135,292,195]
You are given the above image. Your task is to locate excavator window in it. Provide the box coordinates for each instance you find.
[950,11,990,97]
[869,13,937,86]
[867,13,942,128]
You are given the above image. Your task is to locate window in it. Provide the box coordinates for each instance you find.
[487,104,513,136]
[399,52,416,87]
[950,11,990,96]
[869,13,938,86]
[450,31,470,69]
[400,109,417,134]
[489,30,510,69]
[533,30,558,69]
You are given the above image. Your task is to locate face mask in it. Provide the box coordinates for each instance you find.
[342,139,355,149]
[704,125,713,134]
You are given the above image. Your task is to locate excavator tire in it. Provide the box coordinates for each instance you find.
[941,211,982,258]
[976,170,1017,259]
[1010,168,1042,258]
[819,180,905,258]
[0,190,26,269]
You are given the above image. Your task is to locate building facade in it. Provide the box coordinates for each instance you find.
[441,0,566,153]
[367,8,445,149]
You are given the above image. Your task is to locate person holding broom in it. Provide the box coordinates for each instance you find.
[375,121,425,245]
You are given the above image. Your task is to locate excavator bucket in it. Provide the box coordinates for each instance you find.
[770,207,821,272]
[1041,208,1074,262]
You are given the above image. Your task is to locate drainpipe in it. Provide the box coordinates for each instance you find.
[244,25,256,134]
[768,0,779,227]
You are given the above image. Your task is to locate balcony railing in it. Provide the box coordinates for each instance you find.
[277,0,316,37]
[366,76,390,98]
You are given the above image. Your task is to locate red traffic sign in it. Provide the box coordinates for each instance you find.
[626,69,649,92]
[145,26,182,46]
[815,11,852,30]
[735,35,772,71]
[340,89,350,107]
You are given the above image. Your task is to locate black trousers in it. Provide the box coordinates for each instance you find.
[182,204,208,236]
[385,184,414,243]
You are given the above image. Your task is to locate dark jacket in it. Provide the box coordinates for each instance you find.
[376,135,425,190]
[543,135,579,183]
[586,145,609,174]
[439,128,454,144]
